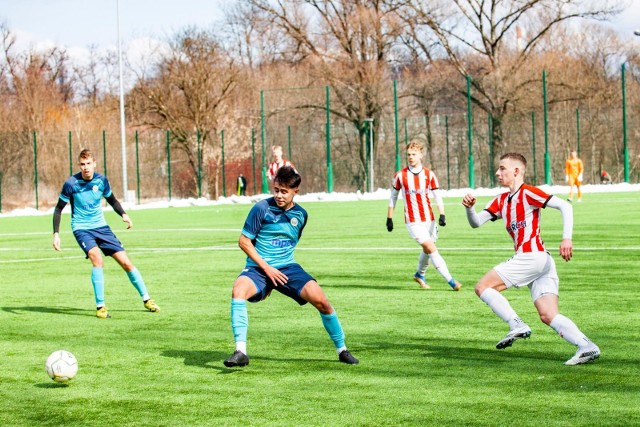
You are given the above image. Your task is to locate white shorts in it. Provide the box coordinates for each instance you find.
[406,221,438,245]
[493,252,559,302]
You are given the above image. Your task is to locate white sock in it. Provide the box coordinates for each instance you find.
[550,314,592,347]
[417,252,429,275]
[336,346,347,354]
[479,288,520,326]
[428,251,452,282]
[235,341,247,354]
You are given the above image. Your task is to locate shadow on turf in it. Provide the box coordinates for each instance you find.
[34,382,70,389]
[162,349,337,372]
[1,306,94,317]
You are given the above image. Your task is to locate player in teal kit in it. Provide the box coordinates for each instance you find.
[52,148,160,318]
[224,166,359,367]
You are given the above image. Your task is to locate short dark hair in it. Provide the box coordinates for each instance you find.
[78,148,95,161]
[500,153,527,167]
[274,166,301,189]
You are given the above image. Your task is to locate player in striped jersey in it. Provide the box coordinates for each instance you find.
[462,153,600,365]
[267,145,295,181]
[386,140,462,291]
[224,166,358,367]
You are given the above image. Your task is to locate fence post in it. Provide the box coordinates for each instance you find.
[102,130,108,177]
[622,63,630,183]
[197,129,202,198]
[135,130,140,205]
[543,70,551,185]
[393,80,400,172]
[68,131,73,176]
[166,130,172,200]
[33,131,39,210]
[0,171,3,213]
[287,125,292,161]
[325,85,333,193]
[531,112,537,186]
[488,114,494,187]
[445,116,450,190]
[251,128,256,195]
[466,75,475,189]
[260,90,268,194]
[576,107,581,157]
[221,130,226,197]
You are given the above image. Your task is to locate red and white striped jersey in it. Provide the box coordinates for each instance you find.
[392,166,439,223]
[484,184,553,254]
[268,160,295,180]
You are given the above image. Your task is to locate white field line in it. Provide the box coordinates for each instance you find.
[0,228,241,237]
[1,246,638,264]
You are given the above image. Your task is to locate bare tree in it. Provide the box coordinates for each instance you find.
[243,0,405,189]
[401,0,626,170]
[129,28,241,198]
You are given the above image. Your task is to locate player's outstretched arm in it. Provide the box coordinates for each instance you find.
[462,194,493,228]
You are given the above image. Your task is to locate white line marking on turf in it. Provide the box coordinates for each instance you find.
[0,228,241,237]
[2,246,639,264]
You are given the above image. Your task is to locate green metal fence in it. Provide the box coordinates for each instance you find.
[0,71,638,213]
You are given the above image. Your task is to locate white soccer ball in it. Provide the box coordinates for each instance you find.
[45,350,78,383]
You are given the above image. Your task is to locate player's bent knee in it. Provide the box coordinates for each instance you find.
[538,312,554,325]
[474,283,487,297]
[231,279,256,300]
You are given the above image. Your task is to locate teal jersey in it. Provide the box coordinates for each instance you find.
[59,172,112,231]
[241,197,308,269]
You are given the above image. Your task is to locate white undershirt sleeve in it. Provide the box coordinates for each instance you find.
[432,189,444,214]
[466,208,493,228]
[545,196,573,240]
[389,187,400,208]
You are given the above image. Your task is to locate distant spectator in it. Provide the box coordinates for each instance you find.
[237,174,247,196]
[565,150,584,203]
[600,170,611,185]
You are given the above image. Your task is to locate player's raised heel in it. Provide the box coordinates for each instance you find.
[496,325,531,349]
[96,306,111,319]
[144,299,160,313]
[564,344,600,366]
[413,272,431,289]
[338,350,359,365]
[224,350,249,367]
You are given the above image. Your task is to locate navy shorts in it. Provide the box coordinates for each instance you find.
[239,263,315,306]
[73,226,125,258]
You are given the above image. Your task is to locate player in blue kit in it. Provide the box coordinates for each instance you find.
[52,149,160,318]
[224,166,359,367]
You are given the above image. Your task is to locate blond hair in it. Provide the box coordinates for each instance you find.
[406,139,424,152]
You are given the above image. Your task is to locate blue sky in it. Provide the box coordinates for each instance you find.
[0,0,229,51]
[1,0,638,55]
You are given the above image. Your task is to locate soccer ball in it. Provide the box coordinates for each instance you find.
[45,350,78,383]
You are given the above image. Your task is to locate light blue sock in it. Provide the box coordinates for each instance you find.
[126,268,149,299]
[321,311,345,349]
[231,299,248,344]
[91,267,105,307]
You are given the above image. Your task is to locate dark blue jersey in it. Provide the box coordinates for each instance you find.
[241,197,308,269]
[59,172,112,231]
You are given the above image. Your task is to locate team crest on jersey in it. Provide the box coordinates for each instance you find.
[290,217,299,227]
[92,185,99,192]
